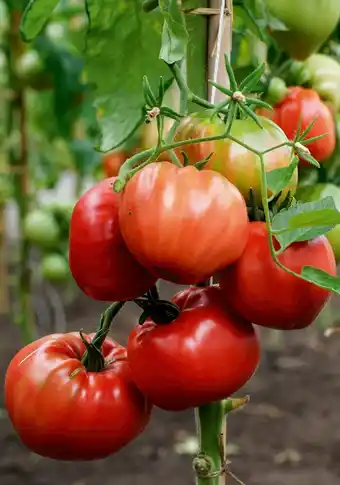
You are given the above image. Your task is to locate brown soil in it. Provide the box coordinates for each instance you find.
[1,282,340,485]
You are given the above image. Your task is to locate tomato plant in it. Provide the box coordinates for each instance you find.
[5,332,151,460]
[174,113,296,205]
[127,285,260,411]
[119,161,249,285]
[69,177,157,301]
[217,222,336,330]
[267,87,336,164]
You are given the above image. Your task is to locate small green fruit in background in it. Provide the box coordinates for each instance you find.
[296,183,340,262]
[41,254,69,283]
[264,0,340,60]
[24,210,60,248]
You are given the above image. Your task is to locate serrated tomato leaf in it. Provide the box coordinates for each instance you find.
[272,197,336,250]
[301,267,340,294]
[159,0,189,64]
[266,156,298,195]
[85,0,173,151]
[21,0,61,41]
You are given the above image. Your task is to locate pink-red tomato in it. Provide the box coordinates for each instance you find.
[127,285,260,411]
[263,86,336,164]
[217,222,336,330]
[119,162,249,285]
[5,332,151,460]
[69,177,157,301]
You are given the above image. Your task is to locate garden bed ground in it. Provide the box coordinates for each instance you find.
[1,282,340,485]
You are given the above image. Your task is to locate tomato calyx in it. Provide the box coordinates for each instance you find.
[247,187,295,222]
[79,330,106,372]
[134,286,180,325]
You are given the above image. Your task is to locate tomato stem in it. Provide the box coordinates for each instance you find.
[194,397,249,485]
[81,301,125,370]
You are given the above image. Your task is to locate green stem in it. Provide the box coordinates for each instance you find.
[258,153,315,284]
[82,301,125,368]
[6,9,34,344]
[194,403,224,485]
[193,397,249,485]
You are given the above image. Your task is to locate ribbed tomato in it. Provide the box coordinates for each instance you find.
[119,162,249,285]
[217,222,336,330]
[127,286,260,411]
[69,177,157,301]
[5,333,151,460]
[267,87,336,164]
[174,113,296,206]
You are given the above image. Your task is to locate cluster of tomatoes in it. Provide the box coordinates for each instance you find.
[4,100,338,462]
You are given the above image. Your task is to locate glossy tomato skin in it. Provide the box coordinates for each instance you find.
[175,113,296,206]
[269,87,336,164]
[69,177,157,301]
[127,286,260,411]
[103,151,130,178]
[119,162,249,285]
[5,333,151,461]
[217,222,336,330]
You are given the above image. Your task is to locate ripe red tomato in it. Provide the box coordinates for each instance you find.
[267,87,336,164]
[119,162,249,285]
[5,332,151,460]
[69,177,157,301]
[217,222,336,330]
[174,113,296,206]
[103,151,130,178]
[127,286,260,411]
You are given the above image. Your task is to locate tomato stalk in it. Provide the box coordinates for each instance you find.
[81,301,126,371]
[194,398,249,485]
[6,8,34,344]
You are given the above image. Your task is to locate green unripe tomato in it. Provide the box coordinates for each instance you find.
[40,253,69,283]
[303,54,340,111]
[264,0,340,60]
[296,183,340,262]
[267,77,288,105]
[15,50,43,81]
[24,210,60,248]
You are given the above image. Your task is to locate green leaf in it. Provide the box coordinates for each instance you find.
[85,0,173,151]
[272,197,337,250]
[266,156,298,195]
[21,0,61,42]
[301,267,340,294]
[289,208,340,229]
[159,0,189,64]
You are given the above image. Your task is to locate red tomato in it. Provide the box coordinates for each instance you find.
[268,87,336,164]
[174,114,296,207]
[103,151,130,178]
[69,177,157,301]
[5,332,151,460]
[217,222,336,330]
[119,162,249,285]
[127,286,260,411]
